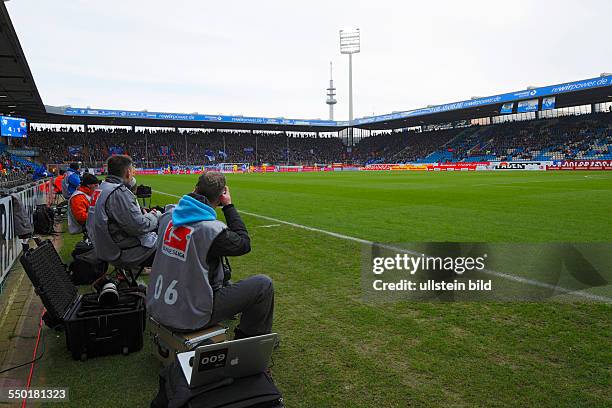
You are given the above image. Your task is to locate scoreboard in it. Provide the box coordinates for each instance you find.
[0,116,27,138]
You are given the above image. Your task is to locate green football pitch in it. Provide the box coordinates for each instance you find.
[37,171,611,407]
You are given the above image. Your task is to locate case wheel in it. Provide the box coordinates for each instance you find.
[157,344,170,359]
[122,346,129,355]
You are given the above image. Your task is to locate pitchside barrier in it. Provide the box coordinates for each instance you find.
[136,163,360,175]
[366,160,612,171]
[133,159,612,175]
[0,179,53,290]
[547,160,612,170]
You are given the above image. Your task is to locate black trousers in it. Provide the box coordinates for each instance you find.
[209,275,274,337]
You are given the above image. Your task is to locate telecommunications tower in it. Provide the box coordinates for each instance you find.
[326,62,337,120]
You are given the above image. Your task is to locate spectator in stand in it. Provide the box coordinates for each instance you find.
[67,173,100,234]
[32,164,49,181]
[62,163,81,199]
[25,111,612,166]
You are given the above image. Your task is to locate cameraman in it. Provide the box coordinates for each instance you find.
[147,172,274,339]
[67,173,100,234]
[87,155,160,268]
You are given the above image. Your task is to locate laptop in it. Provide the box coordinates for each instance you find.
[177,333,278,389]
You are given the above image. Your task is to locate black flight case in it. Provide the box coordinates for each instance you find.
[19,240,146,360]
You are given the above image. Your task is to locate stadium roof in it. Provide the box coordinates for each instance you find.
[45,75,612,132]
[352,75,612,130]
[0,2,46,121]
[2,1,612,133]
[43,105,349,132]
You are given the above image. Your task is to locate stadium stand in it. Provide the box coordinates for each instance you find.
[359,112,612,164]
[426,112,612,163]
[26,111,612,166]
[0,147,42,188]
[28,128,347,167]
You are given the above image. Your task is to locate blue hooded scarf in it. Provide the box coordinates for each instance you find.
[171,194,217,226]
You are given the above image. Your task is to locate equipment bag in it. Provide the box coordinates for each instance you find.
[33,204,55,235]
[68,239,108,285]
[151,360,284,408]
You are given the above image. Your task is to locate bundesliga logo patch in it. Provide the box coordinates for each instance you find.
[162,222,194,261]
[90,189,102,206]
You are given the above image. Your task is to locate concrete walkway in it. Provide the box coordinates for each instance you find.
[0,235,62,408]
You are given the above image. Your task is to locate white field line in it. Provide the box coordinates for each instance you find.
[154,190,611,303]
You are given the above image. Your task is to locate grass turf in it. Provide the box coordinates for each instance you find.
[36,171,611,407]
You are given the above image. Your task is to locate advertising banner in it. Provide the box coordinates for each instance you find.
[136,169,163,175]
[0,180,51,287]
[489,161,550,171]
[542,96,556,110]
[500,103,514,114]
[0,196,18,285]
[427,164,478,171]
[7,149,38,157]
[517,99,539,113]
[547,160,612,170]
[363,164,428,171]
[363,164,394,171]
[278,166,300,173]
[426,162,491,171]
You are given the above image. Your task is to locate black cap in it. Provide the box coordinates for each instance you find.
[81,173,100,186]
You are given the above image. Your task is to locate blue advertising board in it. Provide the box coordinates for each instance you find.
[517,99,539,113]
[0,116,27,138]
[542,96,556,110]
[62,108,347,128]
[500,103,514,114]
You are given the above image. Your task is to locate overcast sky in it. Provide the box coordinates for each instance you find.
[6,0,612,121]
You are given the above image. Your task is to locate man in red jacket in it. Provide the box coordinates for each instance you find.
[68,173,100,234]
[53,170,65,195]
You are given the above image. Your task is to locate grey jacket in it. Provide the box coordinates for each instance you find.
[67,190,89,234]
[146,208,226,331]
[10,194,33,238]
[86,175,158,267]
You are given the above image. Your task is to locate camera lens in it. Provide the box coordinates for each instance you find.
[98,281,119,306]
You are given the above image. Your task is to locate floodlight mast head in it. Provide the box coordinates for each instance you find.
[339,28,360,130]
[340,29,361,54]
